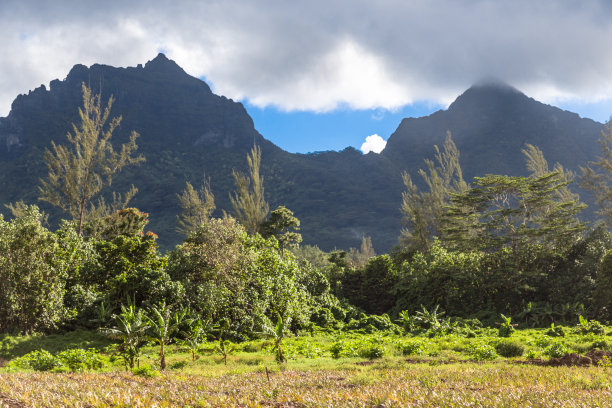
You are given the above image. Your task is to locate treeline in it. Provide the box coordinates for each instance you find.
[0,85,611,339]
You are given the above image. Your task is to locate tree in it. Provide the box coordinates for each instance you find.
[581,122,612,228]
[39,83,145,235]
[230,145,269,234]
[442,173,585,252]
[261,205,302,253]
[400,133,467,251]
[102,304,149,371]
[0,206,68,333]
[347,235,376,269]
[176,177,215,236]
[522,143,579,203]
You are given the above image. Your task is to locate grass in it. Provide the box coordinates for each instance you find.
[0,326,611,406]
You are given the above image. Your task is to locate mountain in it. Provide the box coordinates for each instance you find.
[382,82,603,180]
[0,56,604,252]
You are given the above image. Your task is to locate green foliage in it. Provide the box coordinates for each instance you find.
[399,339,426,356]
[259,314,292,364]
[0,206,69,333]
[581,122,612,228]
[544,342,569,358]
[576,315,606,335]
[545,323,566,337]
[400,132,467,252]
[167,217,311,340]
[495,340,525,357]
[10,348,102,372]
[176,178,215,236]
[38,83,144,235]
[215,339,235,366]
[344,313,400,334]
[593,250,612,320]
[359,344,385,359]
[261,205,302,252]
[86,232,183,311]
[132,365,159,377]
[230,144,269,234]
[101,304,149,370]
[144,302,186,370]
[442,173,585,253]
[498,314,516,338]
[336,254,398,315]
[468,344,498,361]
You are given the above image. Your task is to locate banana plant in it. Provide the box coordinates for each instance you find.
[259,313,292,364]
[100,303,149,371]
[144,302,187,370]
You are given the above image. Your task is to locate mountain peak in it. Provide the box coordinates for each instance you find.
[144,53,185,74]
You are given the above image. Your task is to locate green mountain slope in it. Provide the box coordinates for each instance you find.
[0,57,604,252]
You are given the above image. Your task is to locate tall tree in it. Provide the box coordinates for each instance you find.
[176,177,215,236]
[442,173,585,252]
[400,132,467,251]
[522,143,579,203]
[261,205,302,253]
[581,122,612,228]
[230,145,269,234]
[39,83,144,234]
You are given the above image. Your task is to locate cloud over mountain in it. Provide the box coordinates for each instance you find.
[2,0,612,116]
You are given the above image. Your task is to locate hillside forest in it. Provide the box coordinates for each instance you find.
[1,83,611,364]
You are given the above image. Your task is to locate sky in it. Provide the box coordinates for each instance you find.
[2,0,612,153]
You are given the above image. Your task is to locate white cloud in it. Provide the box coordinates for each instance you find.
[2,1,612,117]
[360,134,386,154]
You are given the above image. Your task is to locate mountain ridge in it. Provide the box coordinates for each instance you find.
[0,55,604,251]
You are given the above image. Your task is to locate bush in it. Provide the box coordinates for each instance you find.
[56,348,103,371]
[13,350,58,371]
[132,365,159,377]
[545,324,565,337]
[495,340,525,357]
[544,342,569,358]
[469,344,498,361]
[10,348,103,372]
[359,344,385,359]
[400,339,426,356]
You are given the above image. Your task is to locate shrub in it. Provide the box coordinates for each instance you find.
[132,365,159,377]
[544,342,569,358]
[545,323,565,337]
[13,350,58,371]
[359,344,385,359]
[495,340,525,357]
[469,344,497,361]
[400,340,426,356]
[497,314,515,338]
[56,348,103,371]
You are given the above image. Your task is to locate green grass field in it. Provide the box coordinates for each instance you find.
[1,326,612,406]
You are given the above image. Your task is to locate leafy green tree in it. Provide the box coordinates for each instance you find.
[230,145,269,234]
[144,302,187,370]
[442,173,585,253]
[581,122,612,228]
[176,177,215,236]
[38,83,144,235]
[261,205,302,253]
[400,133,467,251]
[167,216,310,340]
[86,230,183,311]
[215,339,235,366]
[0,206,68,333]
